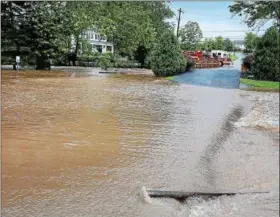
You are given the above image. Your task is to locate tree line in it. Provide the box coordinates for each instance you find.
[229,1,280,81]
[1,1,279,80]
[1,1,174,69]
[178,21,237,52]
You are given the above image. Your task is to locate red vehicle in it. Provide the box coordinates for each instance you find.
[182,50,222,68]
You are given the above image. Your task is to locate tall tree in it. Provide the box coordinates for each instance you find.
[65,1,100,64]
[214,36,225,50]
[28,2,71,69]
[1,1,32,64]
[223,38,234,51]
[229,1,280,31]
[251,27,279,81]
[202,38,216,51]
[149,30,186,77]
[244,32,259,53]
[95,2,173,56]
[179,21,203,50]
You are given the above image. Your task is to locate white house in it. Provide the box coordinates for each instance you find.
[71,28,114,54]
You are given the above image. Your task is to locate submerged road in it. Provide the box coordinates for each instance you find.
[173,67,241,89]
[1,54,278,217]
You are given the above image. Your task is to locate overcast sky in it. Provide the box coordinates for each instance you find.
[168,1,273,41]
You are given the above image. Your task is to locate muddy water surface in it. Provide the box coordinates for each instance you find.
[1,69,279,217]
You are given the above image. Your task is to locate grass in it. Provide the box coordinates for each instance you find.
[167,75,176,80]
[230,53,238,61]
[240,78,279,91]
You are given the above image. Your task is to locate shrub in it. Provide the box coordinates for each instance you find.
[98,52,113,70]
[251,27,280,81]
[148,30,187,77]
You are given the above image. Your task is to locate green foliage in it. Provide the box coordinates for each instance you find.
[244,32,259,53]
[95,2,173,56]
[149,31,187,77]
[134,46,149,68]
[230,53,238,61]
[200,38,216,51]
[251,27,280,81]
[214,36,225,50]
[1,1,71,69]
[229,1,280,30]
[80,38,94,56]
[1,1,174,68]
[224,38,234,51]
[98,53,113,70]
[196,37,235,52]
[179,21,203,50]
[65,1,100,55]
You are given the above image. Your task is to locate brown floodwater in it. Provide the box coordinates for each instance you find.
[1,69,279,217]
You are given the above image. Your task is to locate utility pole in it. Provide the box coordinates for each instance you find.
[176,8,183,38]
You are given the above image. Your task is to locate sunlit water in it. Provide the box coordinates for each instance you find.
[1,68,279,217]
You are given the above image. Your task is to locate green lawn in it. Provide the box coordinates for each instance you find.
[167,75,176,80]
[240,78,280,91]
[230,53,238,61]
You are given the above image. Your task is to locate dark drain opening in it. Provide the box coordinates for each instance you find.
[146,189,269,202]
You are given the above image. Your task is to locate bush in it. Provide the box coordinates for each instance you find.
[251,27,280,81]
[98,53,113,70]
[148,30,187,77]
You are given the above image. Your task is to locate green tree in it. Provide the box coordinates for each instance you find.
[28,2,71,69]
[202,38,216,51]
[1,1,32,65]
[244,32,259,53]
[65,2,100,59]
[251,27,280,81]
[214,36,225,50]
[179,21,203,50]
[229,1,280,31]
[1,1,71,69]
[94,2,173,63]
[149,30,186,77]
[223,38,234,51]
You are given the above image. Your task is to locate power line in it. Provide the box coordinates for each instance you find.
[182,10,240,20]
[202,30,266,32]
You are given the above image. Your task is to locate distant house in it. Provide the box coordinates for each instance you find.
[233,40,245,50]
[71,28,114,54]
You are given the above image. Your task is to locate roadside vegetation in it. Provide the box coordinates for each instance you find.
[240,78,279,91]
[1,2,175,73]
[230,53,238,61]
[229,1,280,84]
[148,31,186,77]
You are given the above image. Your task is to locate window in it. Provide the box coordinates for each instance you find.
[96,45,102,53]
[95,34,100,40]
[106,46,112,52]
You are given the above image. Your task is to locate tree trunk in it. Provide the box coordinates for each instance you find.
[74,35,80,66]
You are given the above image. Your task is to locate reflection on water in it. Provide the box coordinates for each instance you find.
[1,70,279,217]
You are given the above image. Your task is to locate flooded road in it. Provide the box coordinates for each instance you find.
[1,69,279,217]
[172,67,240,89]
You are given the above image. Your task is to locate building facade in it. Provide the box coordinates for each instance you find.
[71,28,114,54]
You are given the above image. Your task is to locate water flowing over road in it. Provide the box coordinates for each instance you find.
[2,61,279,216]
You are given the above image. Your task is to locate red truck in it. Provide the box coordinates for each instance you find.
[182,50,232,68]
